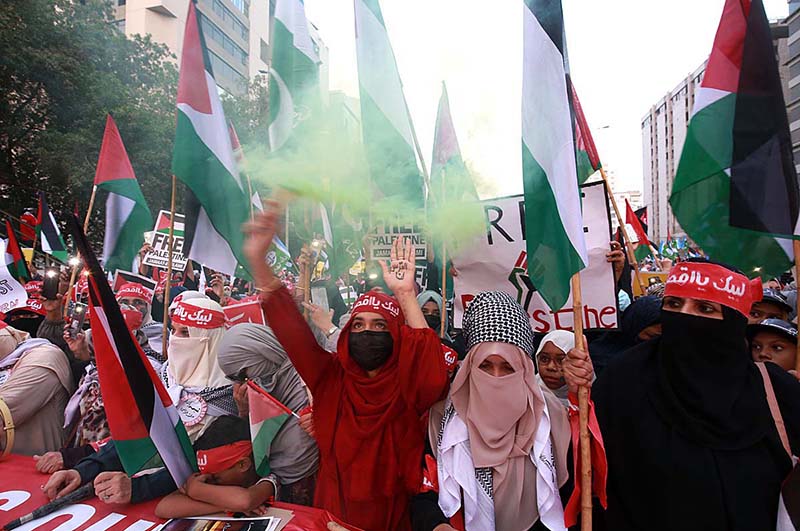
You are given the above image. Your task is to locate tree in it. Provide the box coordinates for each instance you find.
[0,0,178,247]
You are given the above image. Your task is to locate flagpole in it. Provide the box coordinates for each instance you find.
[570,272,593,530]
[599,168,646,295]
[440,168,447,338]
[794,240,800,374]
[64,185,98,318]
[161,176,177,359]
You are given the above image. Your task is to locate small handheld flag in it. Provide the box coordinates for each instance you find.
[246,380,295,477]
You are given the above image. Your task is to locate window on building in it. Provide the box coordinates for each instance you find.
[208,50,248,93]
[212,0,249,40]
[229,0,250,14]
[199,13,248,66]
[118,0,126,5]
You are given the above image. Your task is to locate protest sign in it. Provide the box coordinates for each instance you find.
[223,299,266,328]
[0,239,28,315]
[0,455,359,531]
[368,220,427,261]
[142,211,187,272]
[453,182,619,333]
[112,270,157,297]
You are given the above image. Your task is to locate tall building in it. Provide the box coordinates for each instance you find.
[641,21,790,244]
[786,3,800,173]
[113,0,270,95]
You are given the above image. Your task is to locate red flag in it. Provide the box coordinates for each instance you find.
[626,198,649,245]
[19,212,36,244]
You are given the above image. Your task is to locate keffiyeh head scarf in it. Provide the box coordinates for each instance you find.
[447,291,568,531]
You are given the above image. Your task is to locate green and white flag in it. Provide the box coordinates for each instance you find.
[172,1,251,278]
[96,114,153,272]
[521,0,587,310]
[354,0,425,207]
[268,0,320,152]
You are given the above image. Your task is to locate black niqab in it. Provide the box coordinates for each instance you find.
[593,308,800,531]
[651,308,771,449]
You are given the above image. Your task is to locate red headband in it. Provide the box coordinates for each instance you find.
[664,262,763,317]
[116,282,153,304]
[196,441,252,475]
[172,301,226,329]
[351,292,403,322]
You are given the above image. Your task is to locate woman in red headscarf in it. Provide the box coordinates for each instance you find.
[244,201,449,531]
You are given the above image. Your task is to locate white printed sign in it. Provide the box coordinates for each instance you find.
[142,210,187,272]
[453,182,619,333]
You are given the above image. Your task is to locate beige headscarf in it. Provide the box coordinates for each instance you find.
[450,341,569,531]
[167,298,228,389]
[0,327,30,359]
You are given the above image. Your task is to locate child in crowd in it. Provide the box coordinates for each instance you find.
[155,416,278,518]
[748,318,798,372]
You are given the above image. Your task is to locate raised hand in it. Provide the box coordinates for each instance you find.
[379,237,416,295]
[243,199,283,290]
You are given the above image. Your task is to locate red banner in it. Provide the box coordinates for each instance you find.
[0,456,359,531]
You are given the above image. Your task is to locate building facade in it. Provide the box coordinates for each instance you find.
[641,21,790,244]
[786,4,800,175]
[113,0,270,95]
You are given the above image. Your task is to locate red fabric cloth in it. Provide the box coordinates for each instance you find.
[564,391,608,527]
[262,287,448,531]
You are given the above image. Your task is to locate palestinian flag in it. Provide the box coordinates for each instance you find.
[67,215,196,486]
[96,114,153,272]
[36,192,68,263]
[267,0,321,153]
[625,198,652,261]
[0,238,27,313]
[570,81,602,184]
[670,0,799,277]
[355,0,425,208]
[246,380,292,477]
[4,219,30,282]
[173,1,251,278]
[430,82,477,205]
[522,0,587,310]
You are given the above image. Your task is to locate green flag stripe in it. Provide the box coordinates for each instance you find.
[522,143,585,309]
[359,88,424,206]
[360,0,386,26]
[97,178,150,209]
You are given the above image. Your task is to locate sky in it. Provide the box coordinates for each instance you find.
[304,0,790,198]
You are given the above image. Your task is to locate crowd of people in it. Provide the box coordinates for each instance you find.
[1,199,799,531]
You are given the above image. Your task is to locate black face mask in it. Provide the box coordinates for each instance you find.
[348,330,394,371]
[651,308,769,449]
[424,314,441,332]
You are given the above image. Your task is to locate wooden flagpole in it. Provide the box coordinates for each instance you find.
[63,185,98,318]
[440,169,447,338]
[794,240,800,374]
[599,168,646,295]
[570,272,593,529]
[161,176,177,359]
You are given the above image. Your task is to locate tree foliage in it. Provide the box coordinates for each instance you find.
[0,0,178,243]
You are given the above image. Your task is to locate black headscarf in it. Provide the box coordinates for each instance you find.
[588,295,662,373]
[594,306,800,530]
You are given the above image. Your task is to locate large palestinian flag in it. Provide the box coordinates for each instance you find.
[96,114,153,272]
[354,0,425,208]
[36,192,68,263]
[522,0,587,310]
[173,1,251,278]
[67,215,196,485]
[670,0,799,277]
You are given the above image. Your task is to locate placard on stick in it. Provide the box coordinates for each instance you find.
[142,210,187,272]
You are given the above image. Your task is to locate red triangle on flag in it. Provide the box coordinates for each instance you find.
[177,1,212,114]
[94,114,137,186]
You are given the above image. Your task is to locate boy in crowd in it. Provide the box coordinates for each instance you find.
[155,416,278,518]
[748,318,798,372]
